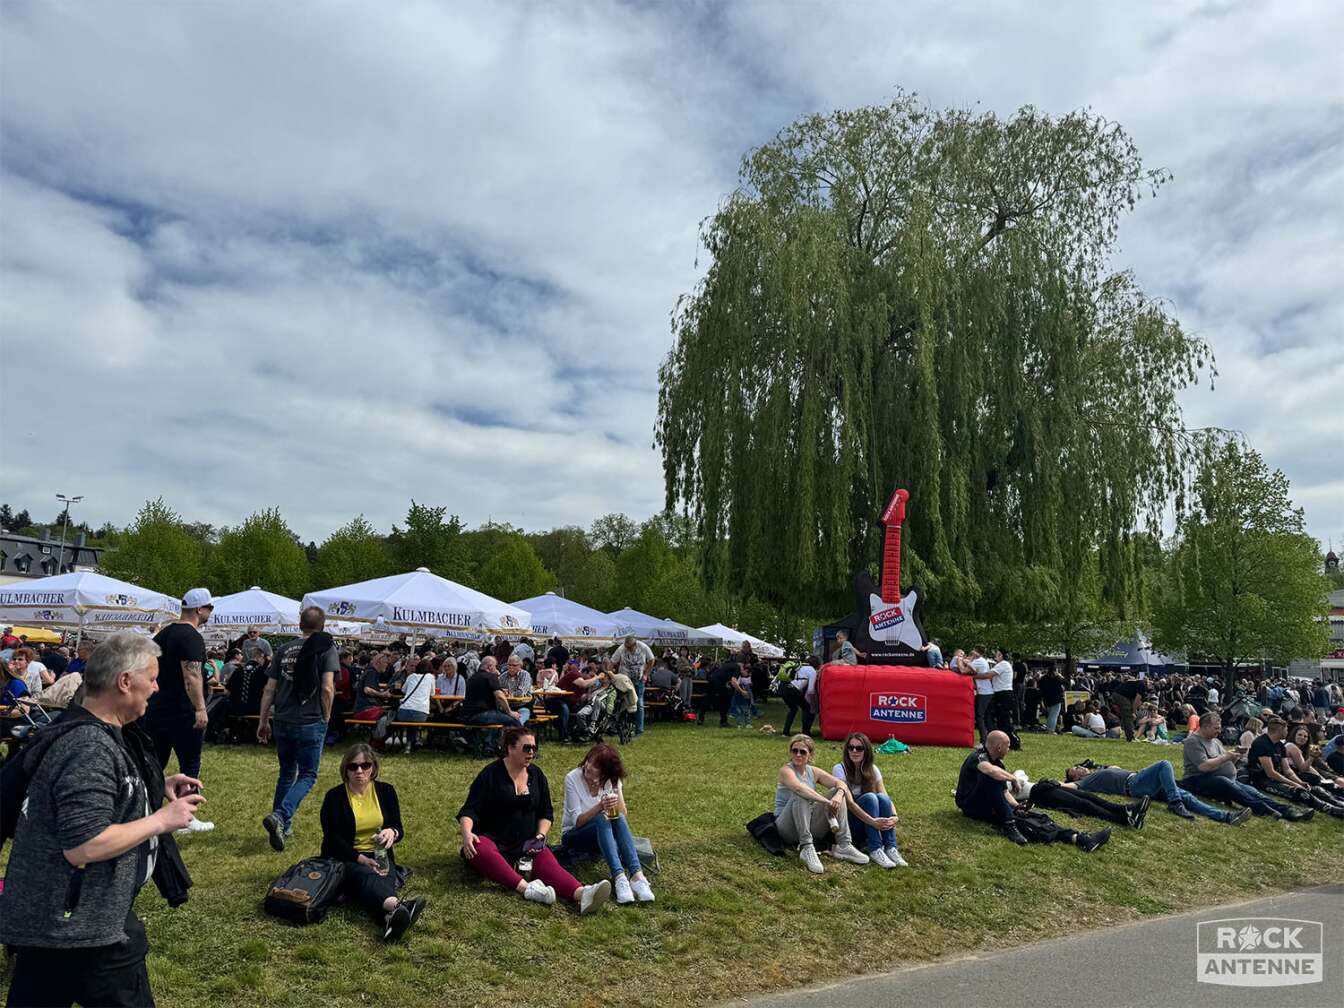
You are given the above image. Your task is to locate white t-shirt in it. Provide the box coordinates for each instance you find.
[561,766,625,833]
[831,762,883,800]
[1086,712,1106,734]
[399,671,434,715]
[23,661,47,694]
[611,641,654,680]
[990,660,1013,693]
[1207,686,1219,705]
[971,657,993,695]
[791,664,817,703]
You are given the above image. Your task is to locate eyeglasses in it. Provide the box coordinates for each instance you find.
[347,761,374,771]
[846,744,865,752]
[790,747,810,756]
[520,744,539,754]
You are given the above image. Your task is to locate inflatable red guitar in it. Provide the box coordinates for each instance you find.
[848,487,927,660]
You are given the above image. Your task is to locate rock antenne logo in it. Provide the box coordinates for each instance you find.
[868,691,927,724]
[1196,917,1323,987]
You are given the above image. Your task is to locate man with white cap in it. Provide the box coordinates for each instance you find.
[140,587,217,834]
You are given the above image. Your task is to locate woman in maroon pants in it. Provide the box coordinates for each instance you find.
[457,726,611,913]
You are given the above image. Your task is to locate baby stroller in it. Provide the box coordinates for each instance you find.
[570,686,634,745]
[1219,690,1257,745]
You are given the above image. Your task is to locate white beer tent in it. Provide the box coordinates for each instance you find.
[510,593,621,643]
[697,622,785,658]
[607,607,720,648]
[0,571,179,635]
[204,586,301,641]
[304,568,533,641]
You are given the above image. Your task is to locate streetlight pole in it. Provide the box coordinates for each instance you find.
[55,494,83,574]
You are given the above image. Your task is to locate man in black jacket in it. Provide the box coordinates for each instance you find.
[0,633,204,1008]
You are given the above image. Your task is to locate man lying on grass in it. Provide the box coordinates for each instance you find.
[1064,758,1252,825]
[955,730,1110,851]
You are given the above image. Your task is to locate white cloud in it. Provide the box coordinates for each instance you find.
[1,0,1339,550]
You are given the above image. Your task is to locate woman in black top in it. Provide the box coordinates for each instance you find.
[319,744,426,941]
[457,727,610,913]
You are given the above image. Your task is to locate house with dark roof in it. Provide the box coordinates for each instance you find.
[0,530,104,586]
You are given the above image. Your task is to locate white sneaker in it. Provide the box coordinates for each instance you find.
[886,847,909,867]
[176,818,215,835]
[869,847,896,869]
[799,844,824,874]
[523,880,556,905]
[613,874,635,905]
[578,879,610,915]
[630,878,655,902]
[830,844,870,865]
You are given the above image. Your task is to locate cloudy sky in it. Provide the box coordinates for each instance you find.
[2,0,1340,549]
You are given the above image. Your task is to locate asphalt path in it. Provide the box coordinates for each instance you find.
[733,884,1343,1008]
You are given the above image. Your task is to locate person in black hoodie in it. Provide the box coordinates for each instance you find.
[258,606,339,852]
[318,744,425,942]
[0,632,201,1008]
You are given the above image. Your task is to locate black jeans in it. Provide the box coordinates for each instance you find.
[781,685,814,735]
[7,918,153,1008]
[343,859,400,917]
[991,691,1019,748]
[141,711,204,778]
[1110,693,1137,742]
[701,684,732,726]
[974,693,994,744]
[1030,780,1130,825]
[957,774,1015,828]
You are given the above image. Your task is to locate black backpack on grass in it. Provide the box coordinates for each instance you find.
[263,857,345,924]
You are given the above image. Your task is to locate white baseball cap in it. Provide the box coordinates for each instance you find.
[182,588,214,608]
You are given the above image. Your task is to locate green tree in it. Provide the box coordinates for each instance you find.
[475,535,555,602]
[657,92,1215,636]
[211,508,310,598]
[313,515,391,588]
[613,526,676,611]
[1152,442,1330,690]
[387,501,470,578]
[99,498,206,597]
[527,526,592,595]
[590,513,639,557]
[570,552,619,613]
[641,556,709,627]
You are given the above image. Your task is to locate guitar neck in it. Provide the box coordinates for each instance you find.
[880,521,902,604]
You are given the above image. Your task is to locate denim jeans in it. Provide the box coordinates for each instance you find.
[465,709,522,728]
[1182,773,1291,817]
[1116,760,1234,821]
[634,677,646,735]
[561,812,643,878]
[1044,703,1062,733]
[398,708,428,749]
[849,792,899,852]
[272,719,327,827]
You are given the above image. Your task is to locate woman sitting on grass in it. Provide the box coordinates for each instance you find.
[319,744,426,942]
[458,727,611,914]
[831,732,908,868]
[559,743,655,904]
[1286,724,1344,795]
[774,733,870,874]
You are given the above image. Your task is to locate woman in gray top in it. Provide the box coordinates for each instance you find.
[774,734,870,874]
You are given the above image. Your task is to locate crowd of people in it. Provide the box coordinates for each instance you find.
[2,607,1342,1007]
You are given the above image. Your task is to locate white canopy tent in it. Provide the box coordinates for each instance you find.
[510,593,621,644]
[303,568,532,641]
[698,622,785,658]
[0,571,179,635]
[204,586,300,641]
[607,607,720,647]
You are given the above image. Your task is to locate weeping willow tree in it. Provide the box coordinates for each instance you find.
[657,93,1217,644]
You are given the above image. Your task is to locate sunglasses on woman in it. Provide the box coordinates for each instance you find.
[789,747,810,756]
[846,744,865,752]
[348,761,374,771]
[520,744,539,754]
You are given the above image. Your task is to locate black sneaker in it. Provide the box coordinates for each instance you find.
[383,903,412,942]
[1167,801,1196,820]
[1282,808,1315,822]
[1001,824,1029,845]
[405,897,427,928]
[1080,828,1111,853]
[262,813,286,852]
[1127,796,1151,829]
[1224,807,1252,826]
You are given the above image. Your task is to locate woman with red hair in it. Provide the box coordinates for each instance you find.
[560,743,655,904]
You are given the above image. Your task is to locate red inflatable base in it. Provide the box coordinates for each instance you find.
[818,664,975,747]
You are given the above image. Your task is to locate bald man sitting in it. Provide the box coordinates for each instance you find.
[955,731,1110,852]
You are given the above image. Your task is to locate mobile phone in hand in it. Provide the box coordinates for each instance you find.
[180,783,201,796]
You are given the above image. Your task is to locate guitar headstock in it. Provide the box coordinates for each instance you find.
[880,488,909,527]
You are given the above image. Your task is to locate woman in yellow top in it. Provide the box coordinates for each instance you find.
[319,744,425,941]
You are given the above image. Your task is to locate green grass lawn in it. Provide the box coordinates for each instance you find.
[7,718,1341,1007]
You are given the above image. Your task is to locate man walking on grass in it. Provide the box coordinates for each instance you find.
[258,606,338,851]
